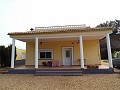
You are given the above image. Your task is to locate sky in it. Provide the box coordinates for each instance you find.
[0,0,120,49]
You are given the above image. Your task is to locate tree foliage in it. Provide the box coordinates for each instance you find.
[96,20,120,34]
[96,20,120,59]
[0,46,5,67]
[0,45,17,67]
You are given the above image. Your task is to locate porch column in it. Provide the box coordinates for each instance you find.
[79,35,84,68]
[35,37,38,68]
[11,38,15,68]
[106,34,113,68]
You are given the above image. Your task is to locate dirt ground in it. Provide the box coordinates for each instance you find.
[0,74,120,90]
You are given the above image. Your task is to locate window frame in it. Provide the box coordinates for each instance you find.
[38,49,53,60]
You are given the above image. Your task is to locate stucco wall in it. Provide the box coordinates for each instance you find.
[26,39,101,65]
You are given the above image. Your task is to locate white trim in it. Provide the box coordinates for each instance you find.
[79,35,84,68]
[35,37,38,68]
[37,34,105,38]
[11,38,15,68]
[35,24,86,30]
[106,34,113,68]
[16,34,106,40]
[62,47,74,65]
[38,49,53,60]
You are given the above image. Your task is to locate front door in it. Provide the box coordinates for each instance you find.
[62,47,73,66]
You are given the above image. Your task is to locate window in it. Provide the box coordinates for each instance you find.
[39,49,53,60]
[66,50,70,57]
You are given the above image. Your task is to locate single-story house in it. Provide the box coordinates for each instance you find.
[8,25,113,69]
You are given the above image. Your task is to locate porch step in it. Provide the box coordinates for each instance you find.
[82,68,114,74]
[8,69,35,74]
[34,69,83,76]
[0,70,8,74]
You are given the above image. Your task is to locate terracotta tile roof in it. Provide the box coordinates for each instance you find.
[8,27,112,35]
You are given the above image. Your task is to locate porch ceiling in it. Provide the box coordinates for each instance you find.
[16,35,105,42]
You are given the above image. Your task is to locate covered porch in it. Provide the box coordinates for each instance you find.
[8,26,113,72]
[7,26,114,75]
[10,34,113,69]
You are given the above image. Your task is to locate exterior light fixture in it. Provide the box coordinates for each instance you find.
[40,39,42,45]
[77,40,79,44]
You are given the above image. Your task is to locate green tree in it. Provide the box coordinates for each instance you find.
[0,46,5,67]
[0,45,17,67]
[96,20,120,59]
[96,20,120,34]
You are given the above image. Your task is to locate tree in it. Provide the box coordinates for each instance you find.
[96,20,120,59]
[96,20,120,34]
[113,20,120,34]
[0,45,17,67]
[0,46,5,67]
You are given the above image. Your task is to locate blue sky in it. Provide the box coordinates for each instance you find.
[0,0,120,49]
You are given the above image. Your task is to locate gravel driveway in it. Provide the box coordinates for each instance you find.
[0,74,120,90]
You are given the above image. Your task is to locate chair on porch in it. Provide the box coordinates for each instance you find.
[42,62,47,66]
[52,61,61,67]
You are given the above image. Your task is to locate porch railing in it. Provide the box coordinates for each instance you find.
[35,24,86,31]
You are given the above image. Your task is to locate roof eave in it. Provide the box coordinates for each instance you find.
[8,27,113,35]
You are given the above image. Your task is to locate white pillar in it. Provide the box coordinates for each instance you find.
[35,37,38,68]
[79,35,84,68]
[106,34,113,68]
[11,38,15,68]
